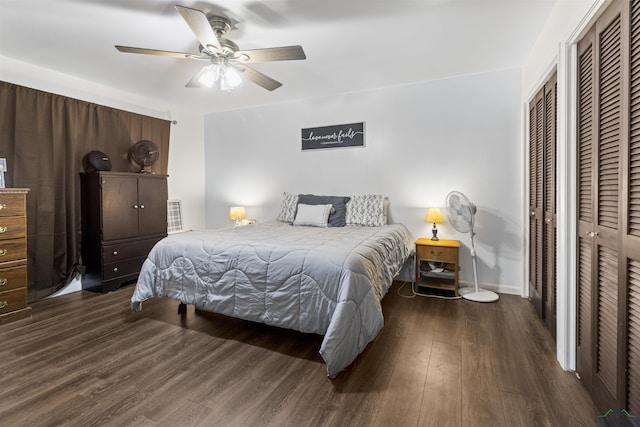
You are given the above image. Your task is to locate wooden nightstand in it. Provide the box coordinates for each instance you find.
[415,238,460,296]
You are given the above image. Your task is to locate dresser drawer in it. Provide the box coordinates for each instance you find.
[0,264,27,292]
[102,238,161,264]
[103,256,147,281]
[416,245,458,262]
[0,194,26,217]
[0,238,26,263]
[0,287,27,315]
[0,216,26,240]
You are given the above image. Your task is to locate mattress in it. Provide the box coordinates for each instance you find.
[131,220,413,377]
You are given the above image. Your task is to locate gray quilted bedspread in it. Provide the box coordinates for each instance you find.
[131,220,412,377]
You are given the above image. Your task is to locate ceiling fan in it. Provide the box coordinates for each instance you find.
[115,5,306,91]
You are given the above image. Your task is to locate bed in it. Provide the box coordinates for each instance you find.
[131,194,413,377]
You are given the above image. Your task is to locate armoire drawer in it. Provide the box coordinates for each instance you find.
[102,238,162,264]
[0,238,27,263]
[0,264,27,292]
[0,287,27,315]
[0,194,26,217]
[102,256,147,281]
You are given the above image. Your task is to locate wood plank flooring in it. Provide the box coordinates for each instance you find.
[0,282,598,426]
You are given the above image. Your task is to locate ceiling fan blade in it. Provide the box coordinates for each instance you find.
[238,65,283,91]
[234,45,306,63]
[175,5,221,52]
[115,45,208,60]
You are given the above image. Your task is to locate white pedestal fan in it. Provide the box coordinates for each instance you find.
[445,191,499,303]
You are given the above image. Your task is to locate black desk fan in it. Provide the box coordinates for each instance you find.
[128,140,159,173]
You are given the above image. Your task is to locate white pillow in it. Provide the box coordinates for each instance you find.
[293,204,332,227]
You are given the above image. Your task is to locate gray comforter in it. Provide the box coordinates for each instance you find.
[131,220,413,377]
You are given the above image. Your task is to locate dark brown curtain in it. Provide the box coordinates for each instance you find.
[0,81,170,301]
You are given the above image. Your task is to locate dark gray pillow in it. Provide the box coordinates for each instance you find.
[297,194,351,227]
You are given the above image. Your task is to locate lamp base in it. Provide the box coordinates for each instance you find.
[431,224,439,241]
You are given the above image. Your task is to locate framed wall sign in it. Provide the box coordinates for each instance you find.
[301,122,365,150]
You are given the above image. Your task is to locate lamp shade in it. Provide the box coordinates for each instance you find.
[425,207,443,224]
[229,206,246,221]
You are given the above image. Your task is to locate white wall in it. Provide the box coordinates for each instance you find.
[204,68,523,294]
[0,56,207,233]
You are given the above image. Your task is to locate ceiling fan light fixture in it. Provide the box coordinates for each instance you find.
[198,59,242,90]
[198,63,221,88]
[220,66,242,90]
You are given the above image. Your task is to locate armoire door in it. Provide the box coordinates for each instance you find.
[528,73,557,340]
[137,175,168,237]
[101,174,140,241]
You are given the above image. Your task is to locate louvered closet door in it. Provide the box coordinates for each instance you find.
[576,0,627,412]
[543,75,558,339]
[528,73,557,338]
[529,89,545,318]
[593,3,625,411]
[576,26,595,394]
[625,0,640,415]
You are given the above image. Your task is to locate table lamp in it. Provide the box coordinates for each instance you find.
[229,206,246,226]
[425,207,443,241]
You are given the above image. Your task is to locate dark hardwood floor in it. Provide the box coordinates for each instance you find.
[0,282,598,426]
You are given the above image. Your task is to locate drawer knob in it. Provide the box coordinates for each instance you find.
[113,267,118,273]
[430,250,443,256]
[133,205,139,209]
[0,278,6,286]
[0,249,7,256]
[113,250,118,256]
[0,301,7,309]
[0,226,7,233]
[0,203,6,210]
[140,204,145,209]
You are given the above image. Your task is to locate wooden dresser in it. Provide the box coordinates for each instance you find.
[0,188,31,325]
[81,172,167,293]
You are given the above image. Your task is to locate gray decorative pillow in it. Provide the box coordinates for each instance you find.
[277,192,299,223]
[297,194,350,227]
[346,194,386,226]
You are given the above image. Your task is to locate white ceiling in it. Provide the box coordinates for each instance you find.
[0,0,557,114]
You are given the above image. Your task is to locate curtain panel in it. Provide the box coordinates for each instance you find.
[0,81,170,300]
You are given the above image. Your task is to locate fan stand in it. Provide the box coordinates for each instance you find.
[459,231,499,303]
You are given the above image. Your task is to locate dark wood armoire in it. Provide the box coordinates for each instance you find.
[80,171,167,293]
